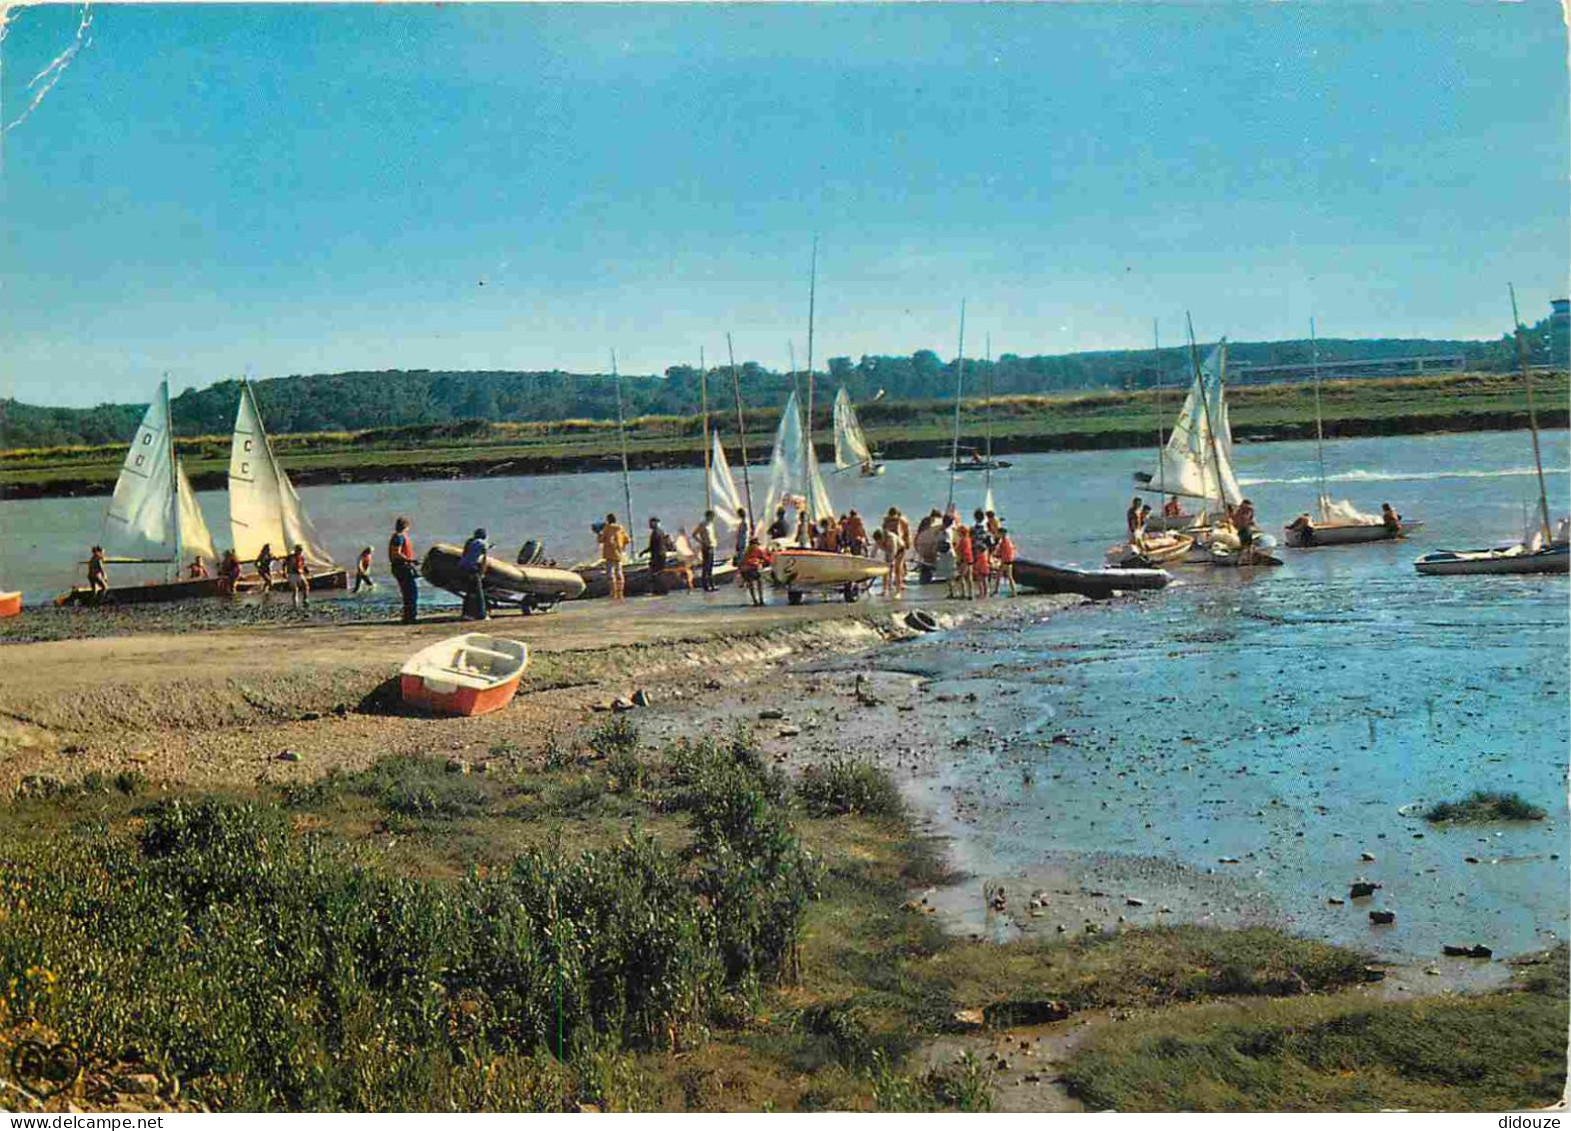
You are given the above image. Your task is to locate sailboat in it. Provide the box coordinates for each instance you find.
[1128,332,1277,567]
[57,380,221,605]
[708,428,745,522]
[228,380,347,590]
[761,388,835,540]
[1415,287,1568,577]
[1284,320,1424,548]
[832,386,884,476]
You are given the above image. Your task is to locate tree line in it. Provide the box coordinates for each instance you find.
[1,324,1555,451]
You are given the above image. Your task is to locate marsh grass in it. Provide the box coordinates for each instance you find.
[1423,790,1547,823]
[1058,946,1570,1112]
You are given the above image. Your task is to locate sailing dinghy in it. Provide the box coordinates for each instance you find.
[832,387,884,476]
[761,388,835,541]
[1284,320,1422,548]
[400,633,529,717]
[228,380,347,591]
[1415,287,1568,578]
[57,380,221,605]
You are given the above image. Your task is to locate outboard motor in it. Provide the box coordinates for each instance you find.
[517,539,545,566]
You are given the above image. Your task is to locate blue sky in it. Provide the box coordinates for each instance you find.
[1,2,1566,407]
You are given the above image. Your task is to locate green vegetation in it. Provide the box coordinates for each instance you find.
[4,370,1566,499]
[1059,947,1569,1111]
[1,727,1563,1112]
[7,325,1554,449]
[1424,790,1547,823]
[797,757,906,819]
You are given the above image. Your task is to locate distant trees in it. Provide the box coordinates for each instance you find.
[0,332,1538,450]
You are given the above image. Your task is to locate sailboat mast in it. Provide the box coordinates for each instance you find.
[164,377,181,584]
[699,346,713,513]
[1186,313,1228,518]
[1152,319,1166,497]
[803,237,818,524]
[1310,318,1328,508]
[727,333,756,535]
[611,351,634,526]
[947,300,967,511]
[1509,283,1553,541]
[983,332,994,501]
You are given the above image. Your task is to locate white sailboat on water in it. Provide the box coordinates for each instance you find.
[228,380,346,589]
[1134,339,1242,514]
[59,379,220,605]
[1415,286,1568,577]
[832,386,884,477]
[1283,320,1424,547]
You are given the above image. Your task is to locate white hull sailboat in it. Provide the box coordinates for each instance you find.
[1415,287,1567,578]
[58,380,220,605]
[1285,319,1421,549]
[229,380,346,590]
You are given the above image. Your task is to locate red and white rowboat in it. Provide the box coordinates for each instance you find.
[399,633,529,717]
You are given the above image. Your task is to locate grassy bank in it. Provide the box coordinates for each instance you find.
[1,719,1564,1112]
[4,370,1566,500]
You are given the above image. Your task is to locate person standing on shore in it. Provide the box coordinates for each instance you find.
[254,543,276,593]
[647,517,669,581]
[738,537,771,607]
[733,507,751,565]
[388,517,419,624]
[1126,497,1143,539]
[995,527,1018,596]
[843,509,869,556]
[768,507,790,541]
[599,513,631,602]
[86,545,109,603]
[695,509,719,591]
[459,528,489,620]
[953,521,975,600]
[218,549,242,595]
[285,543,311,608]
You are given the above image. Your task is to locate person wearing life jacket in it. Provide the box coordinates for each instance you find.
[597,513,631,602]
[738,538,772,607]
[388,517,419,624]
[995,527,1018,597]
[458,528,490,621]
[254,543,276,593]
[285,544,311,609]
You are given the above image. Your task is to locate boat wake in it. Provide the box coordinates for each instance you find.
[1238,466,1569,487]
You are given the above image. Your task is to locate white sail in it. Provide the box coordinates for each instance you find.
[1316,495,1381,526]
[104,382,181,572]
[708,430,743,528]
[761,389,835,531]
[832,386,874,470]
[176,460,217,565]
[1141,341,1241,507]
[229,381,335,567]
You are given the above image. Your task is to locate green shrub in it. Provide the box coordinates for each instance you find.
[113,769,148,796]
[797,758,904,819]
[0,738,822,1111]
[588,716,639,758]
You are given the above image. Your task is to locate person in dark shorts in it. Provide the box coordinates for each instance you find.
[459,528,489,621]
[388,517,419,623]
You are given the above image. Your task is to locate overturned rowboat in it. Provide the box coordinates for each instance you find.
[400,633,529,717]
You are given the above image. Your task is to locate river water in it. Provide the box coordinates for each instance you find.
[3,430,1567,958]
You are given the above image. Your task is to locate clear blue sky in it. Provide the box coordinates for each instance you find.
[1,2,1566,407]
